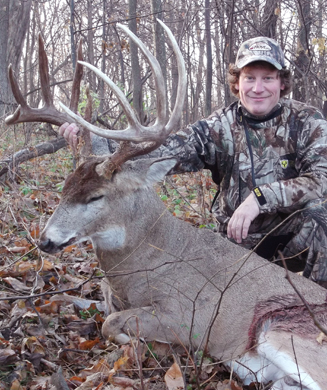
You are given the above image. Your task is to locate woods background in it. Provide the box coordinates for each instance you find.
[1,1,327,388]
[1,0,326,135]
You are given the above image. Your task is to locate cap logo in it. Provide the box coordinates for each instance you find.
[249,42,271,51]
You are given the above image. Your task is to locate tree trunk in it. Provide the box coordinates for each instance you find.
[151,0,167,118]
[293,0,311,103]
[70,0,76,70]
[87,0,96,91]
[0,137,67,179]
[128,0,144,123]
[260,0,278,38]
[0,0,32,116]
[205,0,212,116]
[216,0,236,106]
[192,6,205,122]
[99,0,107,113]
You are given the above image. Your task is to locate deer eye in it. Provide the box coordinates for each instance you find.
[88,195,104,203]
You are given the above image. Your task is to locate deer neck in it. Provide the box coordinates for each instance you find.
[90,187,188,272]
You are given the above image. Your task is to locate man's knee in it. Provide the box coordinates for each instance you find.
[303,199,327,217]
[302,199,327,235]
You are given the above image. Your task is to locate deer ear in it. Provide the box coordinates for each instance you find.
[145,157,177,185]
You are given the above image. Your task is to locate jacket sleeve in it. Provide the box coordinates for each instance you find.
[147,119,220,176]
[257,113,327,214]
[97,119,219,174]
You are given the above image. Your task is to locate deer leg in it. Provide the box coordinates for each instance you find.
[102,306,177,345]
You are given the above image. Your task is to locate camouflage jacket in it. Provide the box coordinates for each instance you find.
[157,98,327,232]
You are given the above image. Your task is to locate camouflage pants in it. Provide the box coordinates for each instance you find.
[223,199,327,287]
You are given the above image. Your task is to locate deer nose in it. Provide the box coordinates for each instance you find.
[38,238,57,253]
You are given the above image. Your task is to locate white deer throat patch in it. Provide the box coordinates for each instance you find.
[91,226,126,250]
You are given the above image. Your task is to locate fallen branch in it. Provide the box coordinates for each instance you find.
[0,136,67,178]
[280,251,327,336]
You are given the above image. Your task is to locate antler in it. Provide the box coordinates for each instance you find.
[59,19,187,177]
[5,34,83,127]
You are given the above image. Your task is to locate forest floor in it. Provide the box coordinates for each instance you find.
[0,128,264,390]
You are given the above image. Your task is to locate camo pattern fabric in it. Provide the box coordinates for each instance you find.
[154,97,327,285]
[236,36,286,70]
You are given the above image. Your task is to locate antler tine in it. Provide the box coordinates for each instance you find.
[59,22,169,143]
[157,19,186,134]
[117,22,167,130]
[5,35,82,127]
[70,39,84,112]
[5,63,30,124]
[60,60,142,139]
[7,64,28,109]
[38,33,52,107]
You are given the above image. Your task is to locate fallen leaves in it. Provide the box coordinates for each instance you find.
[164,362,184,390]
[3,276,32,292]
[0,346,17,365]
[216,380,243,390]
[78,337,101,351]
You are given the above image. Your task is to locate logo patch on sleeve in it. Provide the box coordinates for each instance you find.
[280,160,289,169]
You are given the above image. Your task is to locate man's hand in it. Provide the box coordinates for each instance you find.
[227,192,260,243]
[59,122,80,151]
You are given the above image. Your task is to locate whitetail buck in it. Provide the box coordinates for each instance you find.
[6,21,327,390]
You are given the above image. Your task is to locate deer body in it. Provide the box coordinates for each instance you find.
[40,157,327,390]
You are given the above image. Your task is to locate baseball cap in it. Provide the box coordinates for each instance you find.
[235,37,286,70]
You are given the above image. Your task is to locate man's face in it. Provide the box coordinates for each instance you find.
[235,63,285,116]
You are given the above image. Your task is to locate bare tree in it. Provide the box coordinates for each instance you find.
[205,0,212,116]
[152,0,168,117]
[293,0,312,102]
[129,0,144,123]
[260,0,279,38]
[5,0,327,174]
[0,0,32,117]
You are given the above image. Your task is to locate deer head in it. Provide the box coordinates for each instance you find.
[11,20,185,255]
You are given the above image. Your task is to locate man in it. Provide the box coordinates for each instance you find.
[60,37,327,286]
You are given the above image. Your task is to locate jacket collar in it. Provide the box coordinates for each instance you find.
[237,101,283,124]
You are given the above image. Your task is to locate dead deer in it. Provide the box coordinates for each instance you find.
[6,21,327,390]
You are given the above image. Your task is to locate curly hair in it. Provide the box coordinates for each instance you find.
[228,61,292,98]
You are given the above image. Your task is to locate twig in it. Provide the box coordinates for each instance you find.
[0,270,101,301]
[0,246,38,269]
[290,335,303,389]
[169,328,195,369]
[28,297,47,329]
[280,252,327,336]
[133,317,145,390]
